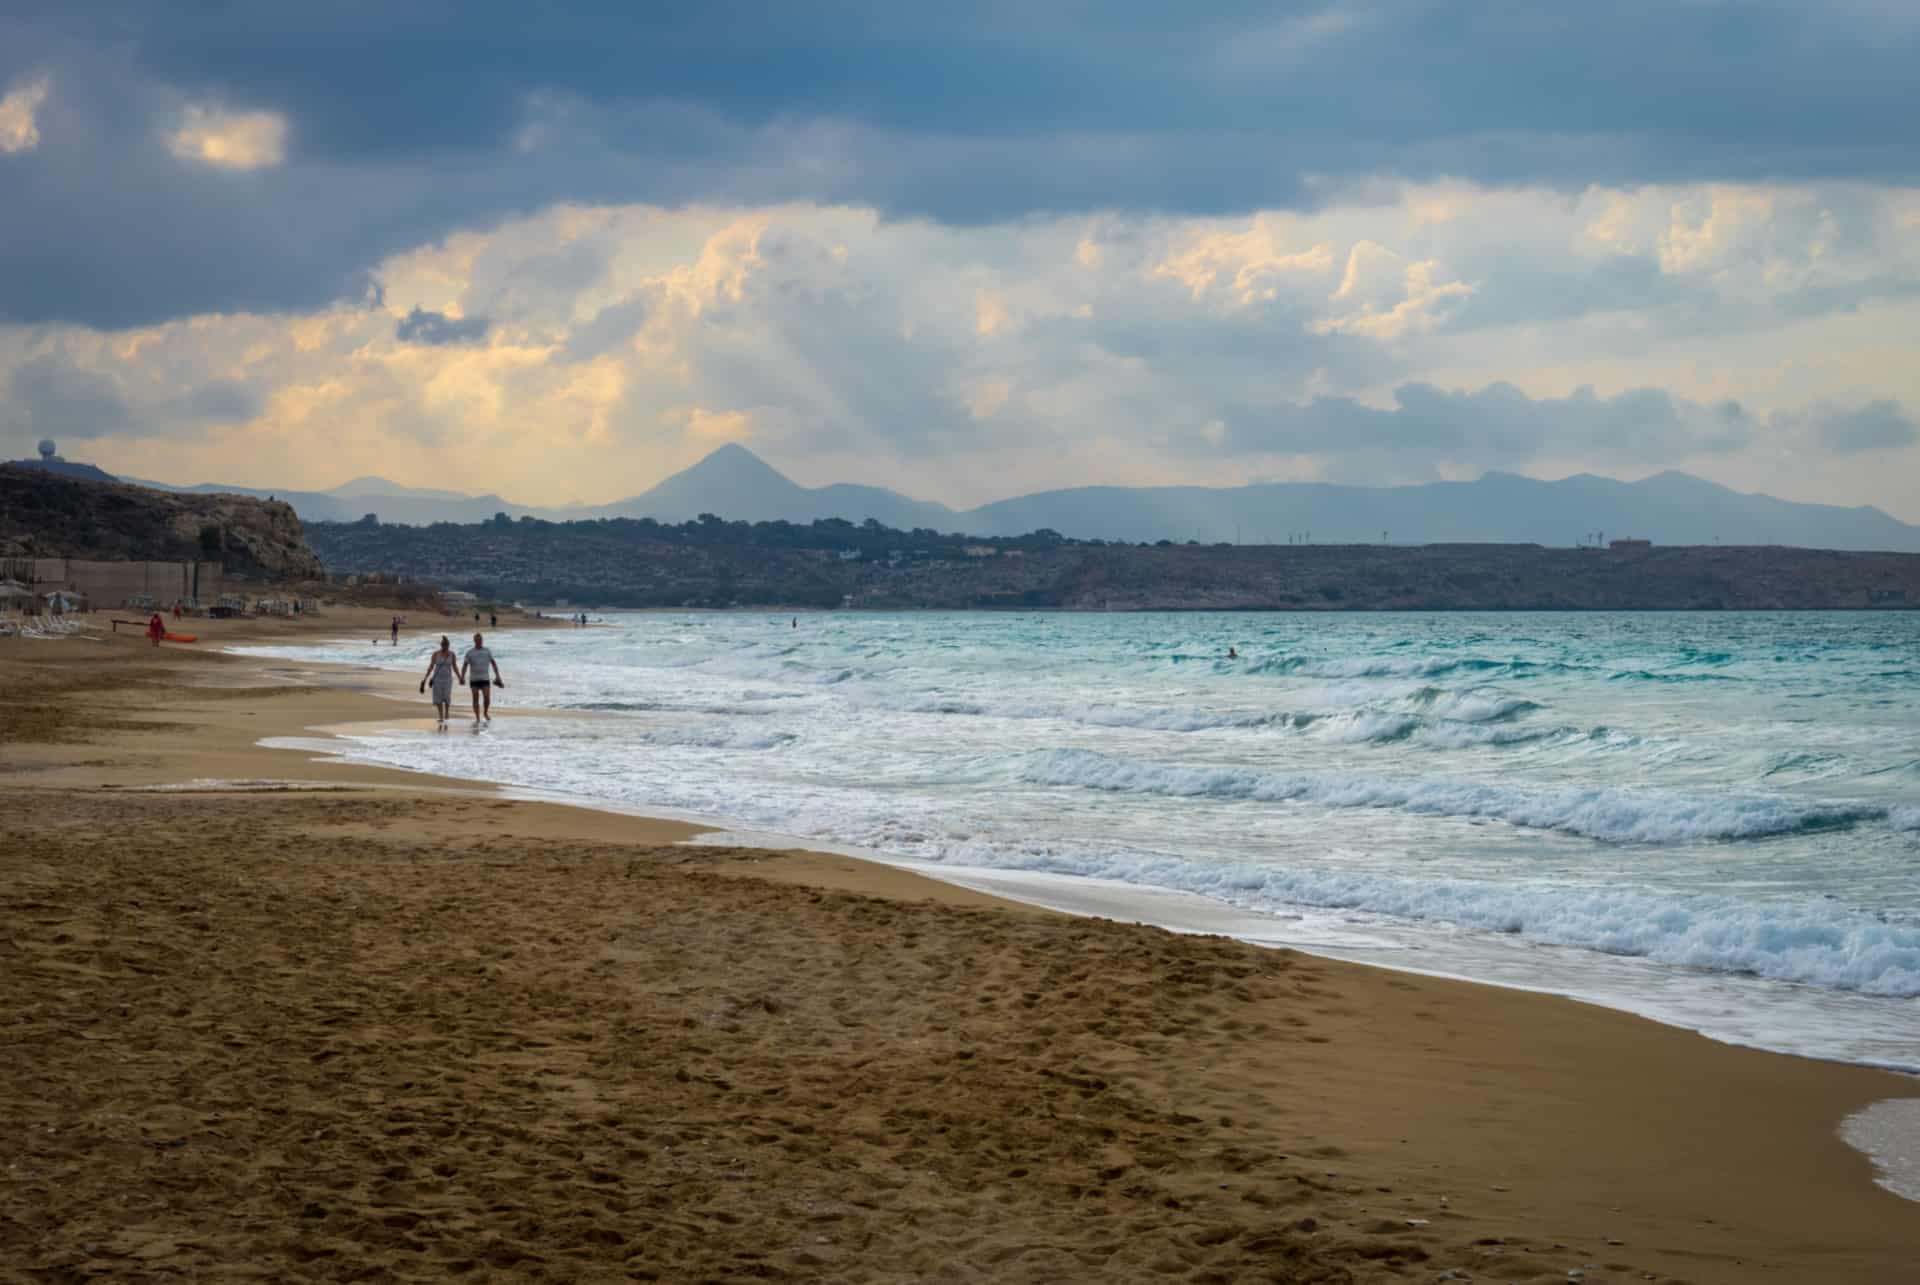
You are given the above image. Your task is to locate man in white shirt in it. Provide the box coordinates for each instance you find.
[462,633,505,723]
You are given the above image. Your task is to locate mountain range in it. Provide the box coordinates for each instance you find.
[15,444,1920,552]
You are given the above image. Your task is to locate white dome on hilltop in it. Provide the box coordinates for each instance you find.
[37,439,57,459]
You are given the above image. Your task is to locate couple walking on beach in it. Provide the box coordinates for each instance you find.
[419,632,505,729]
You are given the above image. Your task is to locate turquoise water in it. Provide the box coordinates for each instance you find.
[247,611,1920,1068]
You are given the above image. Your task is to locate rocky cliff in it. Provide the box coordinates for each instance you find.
[0,465,327,582]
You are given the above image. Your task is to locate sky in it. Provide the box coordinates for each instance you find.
[2,3,1918,518]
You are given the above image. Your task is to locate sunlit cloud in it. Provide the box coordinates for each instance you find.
[1660,188,1780,275]
[3,179,1920,519]
[963,376,1012,421]
[974,289,1013,337]
[1313,244,1473,340]
[166,104,289,170]
[1150,215,1333,306]
[667,406,754,444]
[0,73,51,155]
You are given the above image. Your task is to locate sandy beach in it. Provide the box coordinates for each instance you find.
[3,607,1917,1283]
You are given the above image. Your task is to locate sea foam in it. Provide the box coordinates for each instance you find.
[899,837,1920,997]
[1015,748,1889,844]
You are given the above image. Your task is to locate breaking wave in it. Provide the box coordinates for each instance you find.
[939,841,1920,997]
[1014,748,1890,844]
[875,682,1548,743]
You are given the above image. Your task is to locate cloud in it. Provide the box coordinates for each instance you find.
[177,378,264,423]
[664,405,753,444]
[166,104,288,170]
[396,307,491,346]
[0,73,51,155]
[1149,216,1333,306]
[2,189,1917,520]
[3,352,129,440]
[0,351,273,459]
[1313,244,1473,339]
[3,4,1919,326]
[1799,399,1918,453]
[1206,382,1755,470]
[974,289,1012,337]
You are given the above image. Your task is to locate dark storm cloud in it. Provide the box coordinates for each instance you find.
[104,3,1919,160]
[2,2,1915,327]
[396,307,491,346]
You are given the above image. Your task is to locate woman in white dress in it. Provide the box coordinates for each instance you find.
[418,635,460,728]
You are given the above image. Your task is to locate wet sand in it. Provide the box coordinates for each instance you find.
[3,607,1917,1283]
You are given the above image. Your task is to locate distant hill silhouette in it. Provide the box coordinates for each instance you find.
[120,444,1920,552]
[572,442,957,529]
[962,468,1920,551]
[8,454,118,484]
[120,475,519,527]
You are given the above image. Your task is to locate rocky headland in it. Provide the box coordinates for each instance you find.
[0,465,326,583]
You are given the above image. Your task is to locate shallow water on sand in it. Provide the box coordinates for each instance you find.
[243,610,1920,1070]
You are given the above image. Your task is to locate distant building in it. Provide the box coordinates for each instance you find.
[962,545,997,558]
[8,438,119,483]
[1609,538,1652,550]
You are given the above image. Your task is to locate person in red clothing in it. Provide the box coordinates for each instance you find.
[146,612,165,647]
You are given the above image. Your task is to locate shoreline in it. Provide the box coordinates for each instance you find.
[245,718,1920,1076]
[234,632,1920,1079]
[6,606,1920,1281]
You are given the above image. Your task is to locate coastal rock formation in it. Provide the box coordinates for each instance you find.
[0,465,326,582]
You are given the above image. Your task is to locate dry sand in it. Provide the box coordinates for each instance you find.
[2,607,1917,1283]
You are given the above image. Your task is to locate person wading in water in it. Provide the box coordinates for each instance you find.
[419,635,460,729]
[461,632,505,724]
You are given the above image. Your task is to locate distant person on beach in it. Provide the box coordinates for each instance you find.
[489,611,497,628]
[461,632,504,723]
[390,616,400,646]
[419,635,460,729]
[146,612,164,647]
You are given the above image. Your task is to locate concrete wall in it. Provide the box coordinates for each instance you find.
[20,558,225,606]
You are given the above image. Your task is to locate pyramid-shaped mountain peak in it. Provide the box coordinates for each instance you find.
[683,442,788,482]
[633,443,806,519]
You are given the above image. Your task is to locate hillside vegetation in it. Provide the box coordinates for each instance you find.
[306,512,1920,611]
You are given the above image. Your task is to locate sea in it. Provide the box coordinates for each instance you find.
[240,610,1920,1074]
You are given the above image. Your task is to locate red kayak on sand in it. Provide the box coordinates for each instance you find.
[162,632,198,643]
